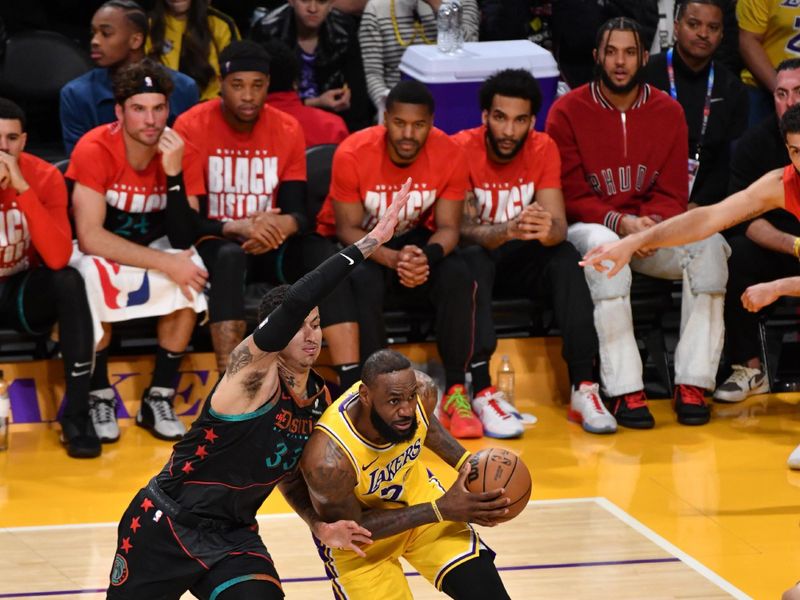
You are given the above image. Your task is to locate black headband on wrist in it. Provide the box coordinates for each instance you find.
[220,57,270,78]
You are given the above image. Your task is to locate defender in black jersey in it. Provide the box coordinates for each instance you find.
[106,179,414,600]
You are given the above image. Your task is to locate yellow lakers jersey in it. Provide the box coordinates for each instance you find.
[315,382,443,509]
[737,0,800,87]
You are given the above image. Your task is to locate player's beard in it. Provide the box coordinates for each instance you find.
[485,129,526,161]
[598,63,643,95]
[370,406,419,444]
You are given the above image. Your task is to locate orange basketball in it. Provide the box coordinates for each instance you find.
[464,448,532,523]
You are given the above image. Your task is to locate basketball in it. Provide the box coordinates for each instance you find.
[465,448,532,523]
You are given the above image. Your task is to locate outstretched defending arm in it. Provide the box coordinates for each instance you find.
[581,169,787,278]
[213,178,414,410]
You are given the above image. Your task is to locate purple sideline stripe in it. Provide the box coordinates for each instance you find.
[0,558,682,598]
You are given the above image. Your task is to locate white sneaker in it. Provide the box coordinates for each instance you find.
[713,365,769,403]
[568,382,617,434]
[788,443,800,470]
[472,387,524,439]
[89,388,120,443]
[136,387,186,441]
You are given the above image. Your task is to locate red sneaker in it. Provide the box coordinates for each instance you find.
[438,384,483,438]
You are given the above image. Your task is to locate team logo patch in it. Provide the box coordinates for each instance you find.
[110,553,129,586]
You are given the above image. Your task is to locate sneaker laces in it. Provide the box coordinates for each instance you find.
[147,396,178,422]
[677,385,705,406]
[444,387,473,418]
[619,391,646,410]
[578,384,606,414]
[90,398,116,424]
[485,397,512,419]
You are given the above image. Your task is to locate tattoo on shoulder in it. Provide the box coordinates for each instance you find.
[414,370,437,403]
[227,344,253,376]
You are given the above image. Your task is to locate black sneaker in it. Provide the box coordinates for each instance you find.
[610,390,655,429]
[60,415,101,459]
[674,384,710,425]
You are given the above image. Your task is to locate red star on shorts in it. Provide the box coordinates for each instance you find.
[140,497,154,512]
[120,537,133,554]
[130,516,141,533]
[204,427,218,443]
[195,445,208,459]
[182,461,194,474]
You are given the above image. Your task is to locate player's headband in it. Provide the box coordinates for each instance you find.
[133,75,167,97]
[220,58,270,78]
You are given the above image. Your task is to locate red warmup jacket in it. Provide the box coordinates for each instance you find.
[546,82,688,232]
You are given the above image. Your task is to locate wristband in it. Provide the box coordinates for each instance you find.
[422,243,445,266]
[454,451,471,471]
[431,500,444,522]
[793,237,800,259]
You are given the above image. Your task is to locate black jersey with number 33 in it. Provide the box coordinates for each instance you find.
[155,371,331,525]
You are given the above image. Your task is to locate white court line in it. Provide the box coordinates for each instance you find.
[0,495,755,599]
[593,496,752,600]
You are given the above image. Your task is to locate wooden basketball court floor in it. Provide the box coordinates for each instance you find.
[1,343,799,599]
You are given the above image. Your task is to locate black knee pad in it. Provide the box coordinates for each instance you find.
[212,579,284,600]
[51,267,87,297]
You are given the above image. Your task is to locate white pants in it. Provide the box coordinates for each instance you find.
[568,223,730,396]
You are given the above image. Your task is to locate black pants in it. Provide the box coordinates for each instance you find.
[197,234,356,328]
[440,549,510,599]
[0,267,93,421]
[107,483,284,600]
[351,229,475,383]
[464,241,598,385]
[725,234,800,363]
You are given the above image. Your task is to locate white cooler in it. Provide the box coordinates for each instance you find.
[399,40,560,134]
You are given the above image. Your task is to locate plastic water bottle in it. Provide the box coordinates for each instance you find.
[437,2,455,54]
[496,355,515,406]
[0,370,9,451]
[450,0,464,51]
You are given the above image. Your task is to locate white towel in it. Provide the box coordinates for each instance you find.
[69,237,208,346]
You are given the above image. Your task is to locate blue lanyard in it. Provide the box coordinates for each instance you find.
[666,47,714,161]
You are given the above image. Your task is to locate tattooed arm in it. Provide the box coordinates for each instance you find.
[414,370,468,468]
[581,168,787,278]
[460,192,512,251]
[301,428,509,540]
[278,470,372,556]
[210,178,414,414]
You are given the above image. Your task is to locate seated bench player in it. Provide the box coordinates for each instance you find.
[67,59,207,444]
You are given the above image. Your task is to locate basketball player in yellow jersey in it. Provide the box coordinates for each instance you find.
[301,349,512,599]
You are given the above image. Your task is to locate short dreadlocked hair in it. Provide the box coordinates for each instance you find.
[594,17,647,76]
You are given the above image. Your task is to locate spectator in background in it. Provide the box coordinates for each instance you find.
[67,60,207,444]
[147,0,240,101]
[315,81,483,439]
[644,0,748,208]
[478,1,553,50]
[251,0,373,131]
[712,59,800,404]
[0,98,99,459]
[551,0,659,89]
[174,41,362,389]
[455,70,610,436]
[738,0,800,126]
[263,39,349,146]
[358,0,479,118]
[546,17,730,428]
[59,0,199,155]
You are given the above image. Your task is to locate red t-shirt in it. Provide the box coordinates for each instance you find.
[316,126,469,237]
[267,91,349,148]
[174,99,307,221]
[451,126,562,224]
[66,122,168,246]
[783,164,800,220]
[0,153,71,279]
